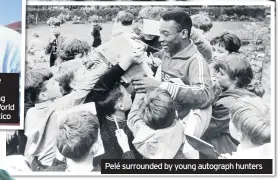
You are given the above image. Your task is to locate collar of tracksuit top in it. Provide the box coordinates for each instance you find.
[161,40,198,62]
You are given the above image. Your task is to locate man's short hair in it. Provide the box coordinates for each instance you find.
[138,89,176,130]
[96,83,124,116]
[56,111,99,161]
[116,11,134,26]
[161,10,192,36]
[47,17,61,26]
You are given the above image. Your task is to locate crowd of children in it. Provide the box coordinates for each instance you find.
[5,8,272,172]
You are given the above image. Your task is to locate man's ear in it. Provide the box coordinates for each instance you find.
[181,29,188,39]
[39,92,48,101]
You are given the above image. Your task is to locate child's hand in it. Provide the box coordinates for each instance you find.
[115,129,130,153]
[49,36,56,44]
[218,153,232,159]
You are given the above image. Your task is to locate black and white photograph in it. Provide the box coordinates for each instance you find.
[2,1,275,175]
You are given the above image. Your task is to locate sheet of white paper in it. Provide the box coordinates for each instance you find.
[143,19,161,36]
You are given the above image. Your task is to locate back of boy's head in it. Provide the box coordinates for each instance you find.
[138,7,167,21]
[214,54,253,88]
[25,68,53,103]
[138,89,176,130]
[61,38,91,61]
[47,17,61,27]
[56,111,99,161]
[191,13,213,32]
[230,96,270,146]
[116,11,134,26]
[97,83,124,116]
[210,32,241,53]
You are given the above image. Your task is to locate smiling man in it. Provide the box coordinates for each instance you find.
[132,10,214,137]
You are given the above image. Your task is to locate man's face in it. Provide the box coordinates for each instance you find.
[49,25,60,36]
[159,19,183,53]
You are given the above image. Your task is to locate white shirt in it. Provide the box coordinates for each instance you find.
[0,26,21,73]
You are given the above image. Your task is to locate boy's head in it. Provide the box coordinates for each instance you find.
[79,48,106,70]
[61,39,91,61]
[191,13,213,33]
[56,111,100,162]
[97,83,132,116]
[35,77,63,103]
[159,10,192,53]
[138,7,167,21]
[25,68,55,103]
[229,96,270,146]
[138,89,176,130]
[54,60,83,95]
[213,54,253,90]
[210,32,241,58]
[47,17,61,36]
[116,11,134,26]
[90,15,99,25]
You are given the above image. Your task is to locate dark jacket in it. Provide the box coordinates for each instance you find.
[201,88,256,155]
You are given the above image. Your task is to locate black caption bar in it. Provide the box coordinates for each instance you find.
[101,159,273,174]
[0,73,20,124]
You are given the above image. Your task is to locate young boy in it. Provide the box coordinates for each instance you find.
[45,17,68,67]
[221,96,271,159]
[51,111,102,172]
[127,89,185,159]
[56,38,92,64]
[95,83,140,160]
[112,11,135,37]
[210,32,241,60]
[191,12,213,39]
[24,72,63,168]
[201,54,264,157]
[91,19,102,48]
